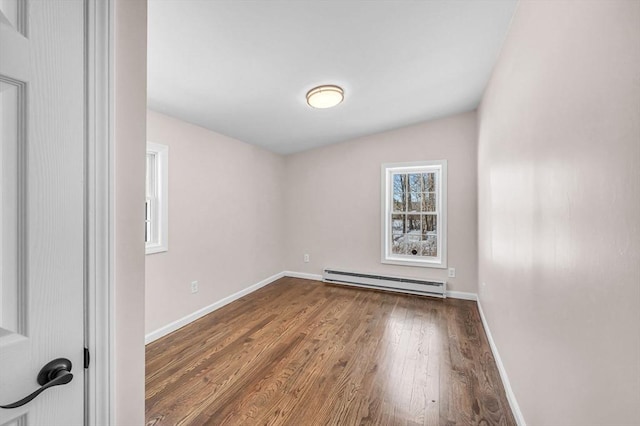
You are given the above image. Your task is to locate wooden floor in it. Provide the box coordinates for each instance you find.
[146,277,516,426]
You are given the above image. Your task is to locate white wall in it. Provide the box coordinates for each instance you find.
[113,0,146,423]
[145,110,285,335]
[284,112,478,293]
[145,111,478,337]
[478,1,640,424]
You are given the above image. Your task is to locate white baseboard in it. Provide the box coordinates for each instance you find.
[283,271,324,281]
[446,290,477,300]
[145,271,285,344]
[284,271,478,302]
[145,270,478,345]
[477,299,526,426]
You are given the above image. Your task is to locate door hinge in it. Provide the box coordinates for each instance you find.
[84,347,90,369]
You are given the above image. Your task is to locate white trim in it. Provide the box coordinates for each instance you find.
[145,272,285,344]
[84,0,113,424]
[106,0,116,417]
[380,160,448,269]
[477,299,526,426]
[283,271,324,281]
[446,290,477,301]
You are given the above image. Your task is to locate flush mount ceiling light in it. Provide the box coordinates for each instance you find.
[306,85,344,109]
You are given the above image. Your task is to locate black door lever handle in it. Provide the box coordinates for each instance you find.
[0,358,73,409]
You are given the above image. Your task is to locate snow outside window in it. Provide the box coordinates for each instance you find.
[146,142,168,254]
[381,161,447,268]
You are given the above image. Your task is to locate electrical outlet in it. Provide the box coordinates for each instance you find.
[191,281,199,293]
[447,267,456,278]
[303,253,310,263]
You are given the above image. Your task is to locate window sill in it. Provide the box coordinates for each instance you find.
[146,244,168,255]
[381,257,447,269]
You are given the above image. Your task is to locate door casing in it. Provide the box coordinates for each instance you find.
[84,0,113,424]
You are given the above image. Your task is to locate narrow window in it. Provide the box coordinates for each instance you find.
[381,160,447,268]
[146,142,168,254]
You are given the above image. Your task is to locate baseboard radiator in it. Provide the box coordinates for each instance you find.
[323,268,446,298]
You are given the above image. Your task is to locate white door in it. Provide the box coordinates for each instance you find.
[0,0,85,425]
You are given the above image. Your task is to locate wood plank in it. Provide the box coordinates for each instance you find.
[145,277,517,426]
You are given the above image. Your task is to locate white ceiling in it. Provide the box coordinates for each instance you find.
[148,1,518,155]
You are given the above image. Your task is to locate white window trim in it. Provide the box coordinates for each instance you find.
[381,160,447,269]
[146,142,168,254]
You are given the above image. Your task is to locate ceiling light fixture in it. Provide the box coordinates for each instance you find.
[306,85,344,109]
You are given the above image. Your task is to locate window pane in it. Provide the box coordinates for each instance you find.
[146,153,156,199]
[422,192,436,212]
[393,173,405,195]
[409,193,421,212]
[422,215,437,236]
[407,214,421,235]
[392,192,404,211]
[392,234,407,254]
[422,172,436,192]
[392,173,405,191]
[145,200,152,243]
[409,173,422,192]
[392,174,407,211]
[391,214,405,234]
[407,236,421,256]
[421,234,438,257]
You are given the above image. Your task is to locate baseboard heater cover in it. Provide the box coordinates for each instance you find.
[323,268,446,298]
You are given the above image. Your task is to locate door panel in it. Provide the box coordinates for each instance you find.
[0,76,24,340]
[0,0,26,36]
[0,1,85,424]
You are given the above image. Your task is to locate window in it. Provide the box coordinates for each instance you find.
[381,160,447,268]
[146,142,168,254]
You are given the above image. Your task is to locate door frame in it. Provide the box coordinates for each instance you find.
[84,0,114,424]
